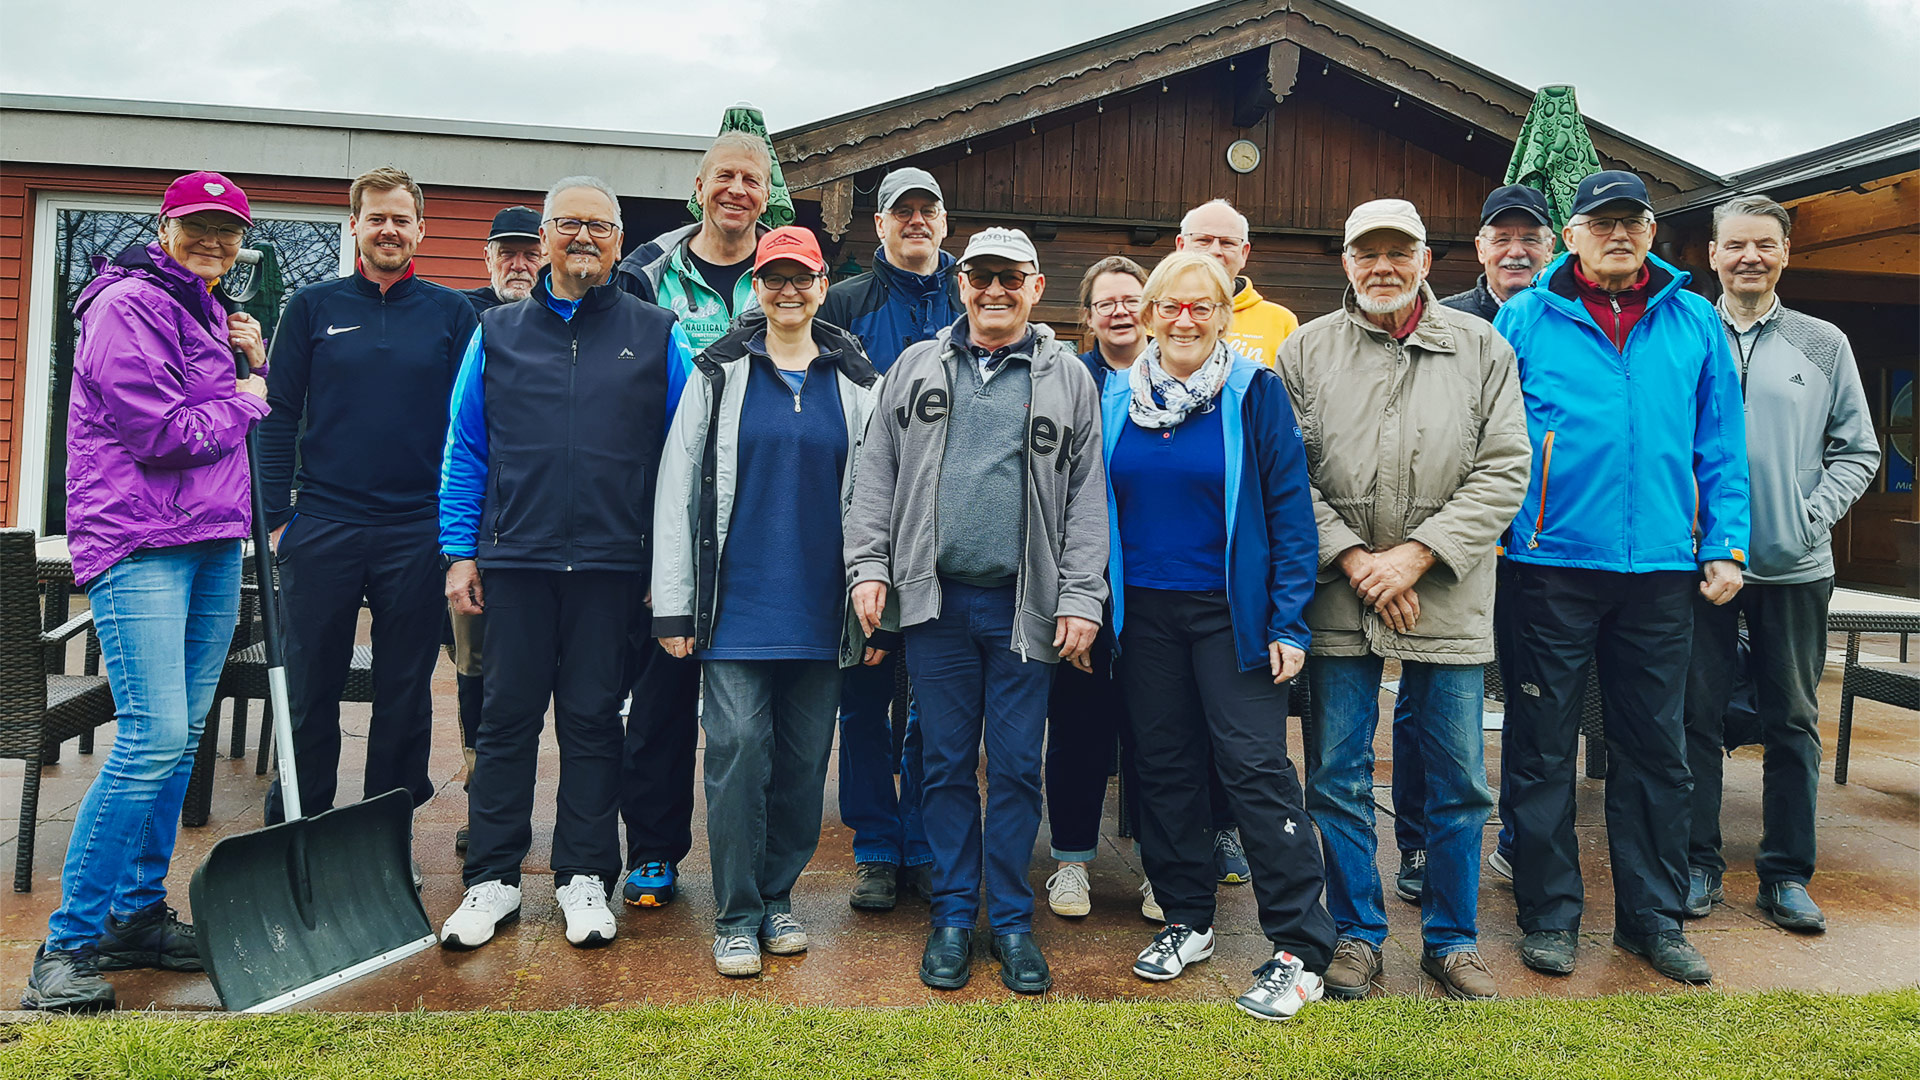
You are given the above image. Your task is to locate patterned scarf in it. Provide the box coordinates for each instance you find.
[1128,340,1232,430]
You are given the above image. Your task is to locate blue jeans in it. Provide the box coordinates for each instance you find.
[836,656,930,867]
[1308,655,1491,955]
[46,540,242,952]
[903,581,1051,934]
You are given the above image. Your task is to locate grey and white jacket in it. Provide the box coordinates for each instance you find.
[651,316,887,667]
[1719,297,1879,584]
[844,319,1109,661]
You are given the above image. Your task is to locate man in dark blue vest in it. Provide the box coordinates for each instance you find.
[437,176,694,951]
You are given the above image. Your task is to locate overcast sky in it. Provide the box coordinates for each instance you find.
[4,0,1914,176]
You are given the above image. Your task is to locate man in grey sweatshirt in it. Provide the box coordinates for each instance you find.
[846,227,1109,995]
[1683,196,1880,933]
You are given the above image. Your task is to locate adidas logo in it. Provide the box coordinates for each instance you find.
[618,347,634,358]
[1789,373,1805,385]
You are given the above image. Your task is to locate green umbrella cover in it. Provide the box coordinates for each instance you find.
[688,102,795,228]
[1504,85,1603,247]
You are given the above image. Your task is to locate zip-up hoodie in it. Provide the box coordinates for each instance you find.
[1222,278,1300,368]
[844,319,1109,661]
[1493,252,1750,573]
[818,247,962,373]
[613,222,766,345]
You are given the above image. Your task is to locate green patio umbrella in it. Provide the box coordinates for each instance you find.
[687,101,795,228]
[1504,85,1602,248]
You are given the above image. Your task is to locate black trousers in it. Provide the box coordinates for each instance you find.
[1119,588,1335,971]
[463,569,640,890]
[268,515,441,823]
[620,640,701,868]
[1504,563,1694,936]
[1684,578,1830,885]
[1046,639,1125,859]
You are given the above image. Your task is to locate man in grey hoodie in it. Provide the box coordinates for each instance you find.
[1683,195,1879,934]
[845,227,1109,995]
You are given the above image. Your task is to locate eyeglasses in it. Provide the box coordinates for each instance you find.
[1150,299,1221,321]
[172,219,246,244]
[1346,248,1421,267]
[755,271,824,291]
[1090,297,1143,316]
[1578,216,1652,236]
[546,218,619,239]
[887,205,944,223]
[1181,232,1247,250]
[963,268,1030,290]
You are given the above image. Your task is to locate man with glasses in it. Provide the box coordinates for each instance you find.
[1175,198,1299,368]
[818,168,962,913]
[464,206,546,312]
[846,227,1107,994]
[1492,171,1749,984]
[260,168,478,851]
[439,176,695,951]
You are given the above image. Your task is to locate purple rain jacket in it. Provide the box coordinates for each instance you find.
[65,242,269,585]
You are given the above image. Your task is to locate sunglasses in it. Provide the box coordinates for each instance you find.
[962,268,1031,290]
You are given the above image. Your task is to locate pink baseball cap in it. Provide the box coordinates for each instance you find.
[753,226,827,273]
[160,171,253,225]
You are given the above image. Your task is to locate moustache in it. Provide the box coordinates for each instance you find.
[565,243,599,256]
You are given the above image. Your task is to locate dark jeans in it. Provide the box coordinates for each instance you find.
[903,580,1052,935]
[1504,563,1694,936]
[1685,578,1830,885]
[1046,638,1122,861]
[1119,587,1335,972]
[701,659,842,933]
[269,515,441,824]
[463,569,640,890]
[620,641,701,869]
[837,653,931,867]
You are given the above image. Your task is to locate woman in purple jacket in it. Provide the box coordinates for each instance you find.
[22,172,270,1012]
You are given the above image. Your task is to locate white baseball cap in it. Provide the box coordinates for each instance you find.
[959,227,1039,269]
[1343,199,1427,247]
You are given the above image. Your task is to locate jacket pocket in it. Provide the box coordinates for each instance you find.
[1526,431,1556,549]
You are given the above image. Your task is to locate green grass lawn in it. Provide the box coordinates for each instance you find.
[4,990,1916,1080]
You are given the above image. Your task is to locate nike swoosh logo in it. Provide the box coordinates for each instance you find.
[1591,182,1632,195]
[326,324,361,335]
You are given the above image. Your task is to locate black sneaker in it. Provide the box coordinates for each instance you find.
[454,824,470,853]
[1613,928,1712,984]
[1683,865,1722,918]
[1519,929,1577,975]
[850,862,898,912]
[95,905,201,972]
[21,945,116,1011]
[1395,849,1427,903]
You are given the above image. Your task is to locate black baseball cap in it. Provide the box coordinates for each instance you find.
[1571,171,1654,217]
[487,206,542,242]
[1480,184,1551,227]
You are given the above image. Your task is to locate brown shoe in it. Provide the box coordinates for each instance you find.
[1421,948,1498,1001]
[1323,937,1382,1000]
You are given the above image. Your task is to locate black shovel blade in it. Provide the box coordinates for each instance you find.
[189,788,433,1012]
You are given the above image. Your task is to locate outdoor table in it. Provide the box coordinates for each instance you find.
[1828,588,1920,784]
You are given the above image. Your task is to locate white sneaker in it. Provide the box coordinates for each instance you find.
[1046,863,1092,917]
[1139,879,1164,922]
[714,933,762,976]
[556,875,617,947]
[1235,950,1324,1021]
[1488,849,1514,884]
[440,880,521,949]
[759,912,808,955]
[1133,923,1214,981]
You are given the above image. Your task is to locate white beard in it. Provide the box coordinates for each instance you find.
[1354,284,1419,315]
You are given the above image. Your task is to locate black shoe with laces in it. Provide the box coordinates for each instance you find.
[1613,928,1712,984]
[21,945,116,1011]
[1395,849,1427,903]
[850,862,898,912]
[95,904,201,972]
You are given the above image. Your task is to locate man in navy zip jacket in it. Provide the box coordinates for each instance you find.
[1492,172,1750,985]
[259,168,477,830]
[437,176,694,951]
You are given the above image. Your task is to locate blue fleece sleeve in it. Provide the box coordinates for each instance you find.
[664,321,694,439]
[1253,376,1316,652]
[1692,309,1752,566]
[439,326,489,558]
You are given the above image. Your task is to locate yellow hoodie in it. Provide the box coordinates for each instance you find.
[1224,279,1299,367]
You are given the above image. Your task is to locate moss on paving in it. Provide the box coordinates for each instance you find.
[3,989,1916,1080]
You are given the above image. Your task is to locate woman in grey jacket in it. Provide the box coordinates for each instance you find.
[652,227,888,977]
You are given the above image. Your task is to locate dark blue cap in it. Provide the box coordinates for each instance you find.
[487,205,542,242]
[1480,184,1551,226]
[1571,171,1653,217]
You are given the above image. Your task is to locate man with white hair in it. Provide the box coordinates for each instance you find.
[464,206,546,313]
[1176,198,1298,367]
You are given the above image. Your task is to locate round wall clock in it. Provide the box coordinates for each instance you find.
[1226,139,1261,174]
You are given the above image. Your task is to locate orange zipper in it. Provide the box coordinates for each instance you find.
[1529,431,1556,548]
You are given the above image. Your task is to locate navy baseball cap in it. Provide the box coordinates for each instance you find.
[1571,171,1653,217]
[1480,184,1551,227]
[487,205,542,242]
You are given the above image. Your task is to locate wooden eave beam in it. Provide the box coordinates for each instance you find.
[1789,174,1920,254]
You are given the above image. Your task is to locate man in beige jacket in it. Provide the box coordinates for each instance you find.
[1277,199,1530,1003]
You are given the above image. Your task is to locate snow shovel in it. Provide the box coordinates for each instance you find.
[187,278,438,1012]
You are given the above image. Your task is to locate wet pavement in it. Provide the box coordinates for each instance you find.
[3,629,1916,1011]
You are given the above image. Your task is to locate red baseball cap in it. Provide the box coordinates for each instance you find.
[160,171,253,225]
[753,226,826,274]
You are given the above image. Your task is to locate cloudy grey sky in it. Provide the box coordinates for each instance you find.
[4,0,1914,176]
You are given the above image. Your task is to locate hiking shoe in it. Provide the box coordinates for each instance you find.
[849,861,898,912]
[1395,849,1427,903]
[714,933,762,977]
[440,880,521,949]
[1614,928,1711,984]
[1519,929,1577,975]
[20,945,115,1012]
[759,912,809,955]
[1487,848,1514,884]
[454,824,469,853]
[1235,951,1323,1021]
[1132,923,1214,981]
[1214,829,1251,884]
[1684,866,1723,919]
[900,863,934,902]
[1323,937,1382,1000]
[1139,879,1164,922]
[622,861,676,908]
[1757,882,1827,933]
[557,875,617,947]
[95,904,200,972]
[991,932,1052,994]
[1046,863,1091,918]
[1422,948,1498,1001]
